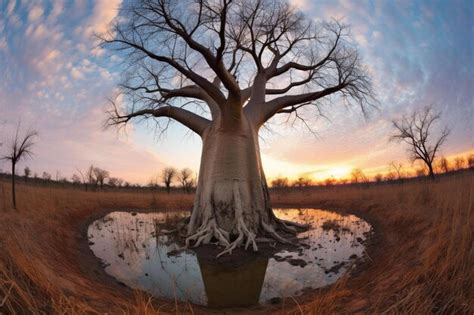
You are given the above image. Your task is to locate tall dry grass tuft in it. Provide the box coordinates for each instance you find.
[0,173,473,314]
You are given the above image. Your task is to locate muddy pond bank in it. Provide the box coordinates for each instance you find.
[85,208,373,309]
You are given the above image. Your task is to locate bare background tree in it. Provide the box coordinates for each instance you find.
[391,105,449,179]
[75,167,89,191]
[1,124,38,209]
[71,174,82,185]
[293,176,313,188]
[468,154,474,168]
[148,174,161,189]
[271,177,289,188]
[42,172,51,181]
[86,165,96,190]
[389,162,404,180]
[454,157,465,171]
[178,168,195,193]
[162,167,176,193]
[102,0,373,254]
[93,167,110,189]
[438,157,450,173]
[24,166,31,183]
[374,174,383,182]
[350,168,366,184]
[109,177,124,188]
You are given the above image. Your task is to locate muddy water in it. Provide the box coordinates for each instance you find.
[88,209,371,307]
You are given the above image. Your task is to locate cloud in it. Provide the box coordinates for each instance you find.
[28,4,44,22]
[0,0,137,179]
[48,0,64,20]
[1,0,472,183]
[79,0,122,37]
[289,0,309,9]
[70,67,84,79]
[0,37,6,51]
[258,0,473,176]
[5,0,16,16]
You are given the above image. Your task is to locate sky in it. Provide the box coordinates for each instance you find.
[0,0,473,184]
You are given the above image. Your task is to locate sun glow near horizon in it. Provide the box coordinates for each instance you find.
[262,153,354,182]
[325,166,352,179]
[263,149,474,185]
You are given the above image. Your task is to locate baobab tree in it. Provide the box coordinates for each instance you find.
[103,0,372,255]
[1,124,37,209]
[391,105,449,180]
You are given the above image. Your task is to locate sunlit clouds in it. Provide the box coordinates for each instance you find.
[0,0,472,184]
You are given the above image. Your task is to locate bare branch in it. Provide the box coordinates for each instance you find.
[391,105,450,179]
[101,0,373,134]
[243,20,373,126]
[2,123,38,165]
[106,99,211,136]
[2,122,38,209]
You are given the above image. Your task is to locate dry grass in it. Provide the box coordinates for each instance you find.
[0,173,473,314]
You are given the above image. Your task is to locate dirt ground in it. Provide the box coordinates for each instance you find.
[0,172,473,314]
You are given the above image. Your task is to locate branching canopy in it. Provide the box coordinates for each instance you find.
[391,105,450,174]
[2,123,38,166]
[102,0,373,136]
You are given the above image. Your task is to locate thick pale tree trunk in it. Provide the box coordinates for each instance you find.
[186,111,306,256]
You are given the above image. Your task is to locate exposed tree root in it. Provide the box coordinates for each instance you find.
[274,217,310,233]
[183,216,302,257]
[183,216,259,257]
[182,180,311,257]
[261,221,295,245]
[185,218,230,248]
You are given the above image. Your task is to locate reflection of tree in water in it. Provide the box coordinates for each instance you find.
[197,254,269,307]
[88,209,371,307]
[89,212,207,305]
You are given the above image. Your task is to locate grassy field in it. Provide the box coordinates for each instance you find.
[0,172,472,314]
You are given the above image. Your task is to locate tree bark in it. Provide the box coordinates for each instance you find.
[11,162,16,209]
[186,111,307,256]
[428,163,435,180]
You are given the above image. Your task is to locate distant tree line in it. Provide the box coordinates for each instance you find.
[0,163,198,194]
[148,167,196,194]
[269,153,474,188]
